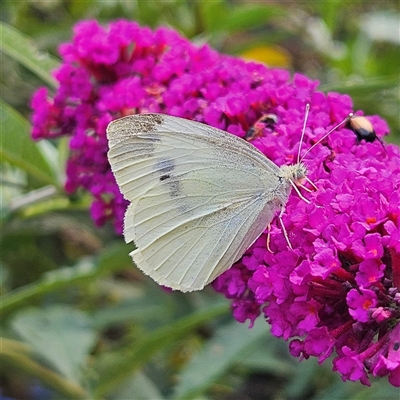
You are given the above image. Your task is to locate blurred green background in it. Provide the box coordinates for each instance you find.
[1,1,399,399]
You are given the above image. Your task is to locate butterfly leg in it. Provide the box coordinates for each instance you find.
[297,183,313,193]
[304,176,318,191]
[297,176,318,193]
[289,180,310,204]
[266,224,272,253]
[277,206,293,250]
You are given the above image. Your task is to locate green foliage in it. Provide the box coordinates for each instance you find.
[11,306,97,384]
[1,1,399,399]
[173,319,272,399]
[0,100,57,187]
[0,22,59,88]
[199,1,285,34]
[94,302,230,397]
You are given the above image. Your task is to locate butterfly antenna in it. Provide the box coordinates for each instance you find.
[297,103,311,164]
[300,112,353,162]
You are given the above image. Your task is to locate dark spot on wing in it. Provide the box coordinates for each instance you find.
[167,180,182,198]
[156,158,181,197]
[157,158,175,174]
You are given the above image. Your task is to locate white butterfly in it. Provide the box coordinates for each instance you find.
[106,111,348,292]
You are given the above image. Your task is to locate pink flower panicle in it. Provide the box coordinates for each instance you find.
[30,20,400,386]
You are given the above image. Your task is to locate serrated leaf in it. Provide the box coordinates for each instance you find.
[0,100,57,186]
[173,318,267,399]
[0,22,59,88]
[11,305,96,384]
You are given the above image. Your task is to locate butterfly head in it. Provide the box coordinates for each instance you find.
[280,163,307,185]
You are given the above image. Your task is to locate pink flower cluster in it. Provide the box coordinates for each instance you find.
[30,20,400,386]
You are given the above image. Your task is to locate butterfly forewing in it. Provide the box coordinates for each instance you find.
[107,114,287,291]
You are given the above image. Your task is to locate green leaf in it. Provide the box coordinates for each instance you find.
[0,22,59,88]
[11,305,96,384]
[219,5,285,33]
[319,75,399,95]
[285,357,323,399]
[92,294,171,329]
[200,2,284,34]
[110,371,165,400]
[0,242,131,316]
[94,302,230,396]
[0,100,57,186]
[173,318,268,399]
[199,0,226,33]
[237,335,294,376]
[1,338,89,400]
